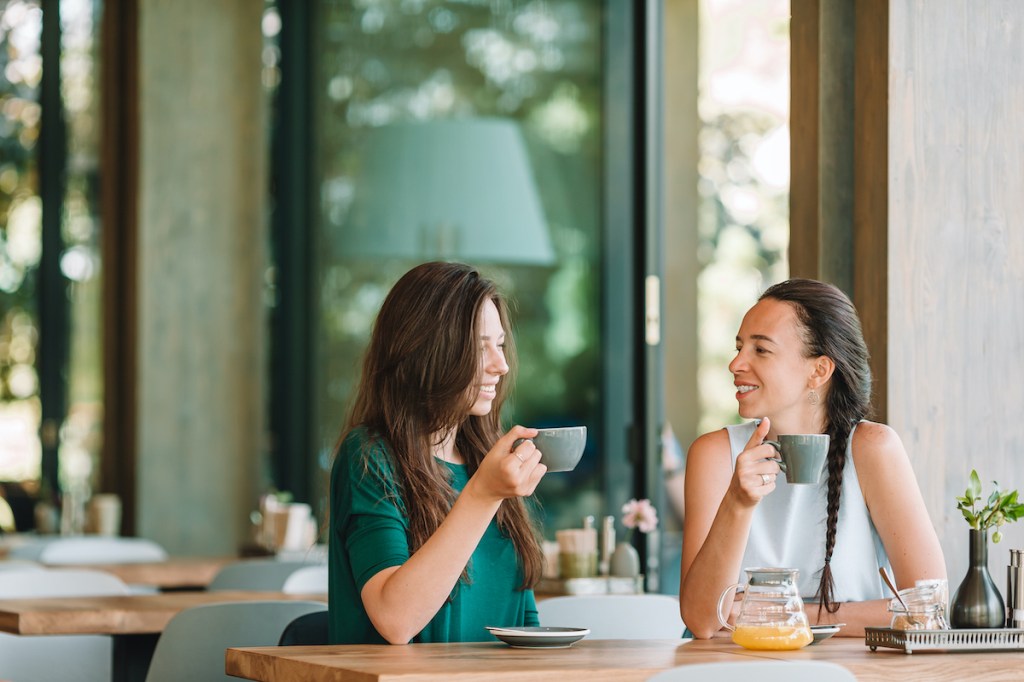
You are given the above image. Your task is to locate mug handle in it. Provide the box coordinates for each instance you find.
[716,582,743,632]
[763,440,787,472]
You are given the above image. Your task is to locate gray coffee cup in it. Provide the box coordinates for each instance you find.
[514,426,587,473]
[765,434,830,485]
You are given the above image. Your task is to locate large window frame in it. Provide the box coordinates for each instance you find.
[267,0,666,584]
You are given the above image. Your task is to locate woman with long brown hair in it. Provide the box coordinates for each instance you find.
[679,279,945,638]
[328,261,547,644]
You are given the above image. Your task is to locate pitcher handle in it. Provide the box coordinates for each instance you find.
[716,582,743,632]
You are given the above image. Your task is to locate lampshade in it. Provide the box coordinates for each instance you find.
[341,118,555,265]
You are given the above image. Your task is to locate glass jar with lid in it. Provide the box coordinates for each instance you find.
[888,581,949,630]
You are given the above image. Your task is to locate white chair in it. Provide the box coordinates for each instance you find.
[143,600,327,682]
[0,558,44,572]
[646,661,858,681]
[282,564,328,594]
[8,535,168,564]
[0,567,130,597]
[538,594,684,639]
[208,558,319,592]
[0,568,131,682]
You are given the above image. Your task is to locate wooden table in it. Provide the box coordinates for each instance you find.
[226,636,1024,682]
[0,590,326,682]
[54,556,235,590]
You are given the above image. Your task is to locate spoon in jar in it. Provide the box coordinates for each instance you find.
[879,567,908,609]
[879,567,921,627]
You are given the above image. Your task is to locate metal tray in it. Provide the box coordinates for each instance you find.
[865,626,1024,654]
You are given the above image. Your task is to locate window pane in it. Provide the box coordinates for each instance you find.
[0,0,44,488]
[697,0,790,433]
[311,0,605,535]
[59,0,103,507]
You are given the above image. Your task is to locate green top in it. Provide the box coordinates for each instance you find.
[328,427,539,644]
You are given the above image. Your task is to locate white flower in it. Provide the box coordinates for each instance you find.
[621,498,658,534]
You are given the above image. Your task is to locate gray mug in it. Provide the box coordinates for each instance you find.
[765,434,830,485]
[513,426,587,473]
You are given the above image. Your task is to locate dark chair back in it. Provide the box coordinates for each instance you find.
[278,609,330,646]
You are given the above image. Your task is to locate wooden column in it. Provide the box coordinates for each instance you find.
[100,0,139,534]
[853,0,889,422]
[791,0,886,420]
[789,0,855,295]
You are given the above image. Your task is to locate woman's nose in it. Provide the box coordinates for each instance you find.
[728,352,745,374]
[487,348,509,375]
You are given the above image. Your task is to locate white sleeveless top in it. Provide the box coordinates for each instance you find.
[727,421,891,602]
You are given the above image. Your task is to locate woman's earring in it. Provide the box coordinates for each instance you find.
[808,390,819,406]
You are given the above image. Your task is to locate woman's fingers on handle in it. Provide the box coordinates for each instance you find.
[475,426,546,498]
[507,427,546,492]
[733,418,782,503]
[738,417,781,466]
[743,417,771,451]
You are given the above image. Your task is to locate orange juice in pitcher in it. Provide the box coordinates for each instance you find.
[731,624,813,650]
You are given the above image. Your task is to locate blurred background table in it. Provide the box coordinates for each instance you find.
[0,589,327,682]
[55,556,235,591]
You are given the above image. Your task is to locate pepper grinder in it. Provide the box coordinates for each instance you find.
[1009,549,1024,628]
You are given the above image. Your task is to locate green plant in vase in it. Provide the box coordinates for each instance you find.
[950,470,1024,628]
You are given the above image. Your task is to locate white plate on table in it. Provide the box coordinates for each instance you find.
[485,626,590,648]
[810,623,844,644]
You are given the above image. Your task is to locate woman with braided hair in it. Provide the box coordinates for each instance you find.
[679,279,945,638]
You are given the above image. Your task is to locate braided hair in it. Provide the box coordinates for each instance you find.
[759,279,872,614]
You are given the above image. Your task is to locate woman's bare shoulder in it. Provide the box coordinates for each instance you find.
[851,420,903,455]
[850,420,912,487]
[692,425,733,450]
[687,428,733,462]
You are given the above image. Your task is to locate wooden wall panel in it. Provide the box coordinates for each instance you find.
[888,0,1024,582]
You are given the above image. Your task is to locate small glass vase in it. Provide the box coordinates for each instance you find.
[610,541,640,578]
[950,528,1005,628]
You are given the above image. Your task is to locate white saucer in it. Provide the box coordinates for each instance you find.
[485,626,590,648]
[810,623,844,644]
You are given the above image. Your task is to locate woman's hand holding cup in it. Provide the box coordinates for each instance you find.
[731,417,783,506]
[472,426,546,502]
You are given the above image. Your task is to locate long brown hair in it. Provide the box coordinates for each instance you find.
[760,279,872,614]
[342,261,542,588]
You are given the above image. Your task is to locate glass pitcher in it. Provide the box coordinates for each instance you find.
[716,567,813,650]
